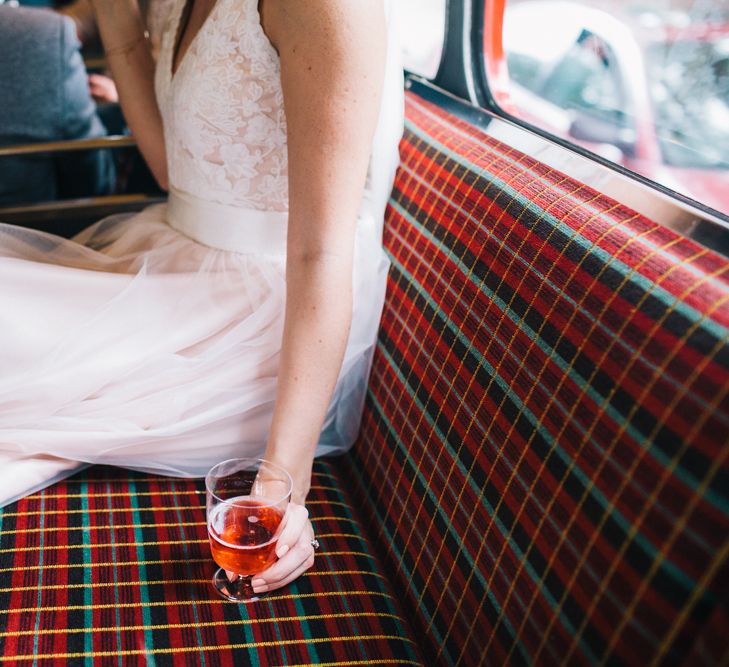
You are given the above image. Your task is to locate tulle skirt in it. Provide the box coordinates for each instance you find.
[0,189,389,507]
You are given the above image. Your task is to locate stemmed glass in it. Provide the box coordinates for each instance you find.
[205,458,292,602]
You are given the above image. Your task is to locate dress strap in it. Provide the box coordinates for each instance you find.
[166,187,288,255]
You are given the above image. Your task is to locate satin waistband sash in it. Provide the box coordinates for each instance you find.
[167,188,289,255]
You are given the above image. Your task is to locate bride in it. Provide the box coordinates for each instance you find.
[0,0,403,594]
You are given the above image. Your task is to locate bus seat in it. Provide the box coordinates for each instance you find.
[0,88,726,666]
[340,90,729,665]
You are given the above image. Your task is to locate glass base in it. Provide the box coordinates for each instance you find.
[211,568,264,603]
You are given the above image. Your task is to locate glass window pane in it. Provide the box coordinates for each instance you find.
[393,0,446,79]
[491,0,729,217]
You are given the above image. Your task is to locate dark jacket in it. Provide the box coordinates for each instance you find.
[0,5,115,205]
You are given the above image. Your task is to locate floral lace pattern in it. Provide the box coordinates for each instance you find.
[155,0,289,211]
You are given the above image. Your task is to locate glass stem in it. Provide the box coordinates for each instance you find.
[231,574,255,598]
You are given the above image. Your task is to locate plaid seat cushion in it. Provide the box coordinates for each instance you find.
[0,461,423,666]
[341,91,729,666]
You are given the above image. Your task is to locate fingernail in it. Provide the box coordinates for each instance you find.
[251,579,265,588]
[277,544,289,557]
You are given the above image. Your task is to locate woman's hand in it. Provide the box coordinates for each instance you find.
[250,503,316,594]
[88,73,119,104]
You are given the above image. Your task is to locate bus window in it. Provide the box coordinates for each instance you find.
[394,0,446,79]
[486,0,729,218]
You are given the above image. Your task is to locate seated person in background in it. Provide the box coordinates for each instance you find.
[58,0,173,195]
[0,3,115,205]
[56,0,101,52]
[61,0,177,106]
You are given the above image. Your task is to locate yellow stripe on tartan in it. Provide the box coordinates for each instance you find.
[0,550,372,574]
[489,227,664,663]
[414,162,589,663]
[652,538,729,667]
[283,661,423,667]
[0,538,209,554]
[0,515,355,535]
[3,637,416,662]
[0,506,205,517]
[404,143,551,589]
[547,261,725,666]
[4,582,391,614]
[0,579,209,595]
[358,130,446,523]
[0,520,205,535]
[608,341,729,663]
[0,611,405,638]
[307,532,364,540]
[51,477,339,487]
[0,569,387,594]
[388,135,572,613]
[0,499,348,518]
[448,211,652,661]
[0,557,210,574]
[0,635,415,661]
[378,135,522,560]
[23,485,341,500]
[446,200,642,661]
[529,252,726,666]
[23,489,204,499]
[0,531,361,554]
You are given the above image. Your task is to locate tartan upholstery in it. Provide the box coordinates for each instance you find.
[341,92,729,666]
[1,89,727,667]
[0,462,423,666]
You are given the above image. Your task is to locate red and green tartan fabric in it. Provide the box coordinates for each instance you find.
[0,461,423,666]
[341,92,729,666]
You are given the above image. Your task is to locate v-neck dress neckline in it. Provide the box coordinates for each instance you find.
[169,0,221,83]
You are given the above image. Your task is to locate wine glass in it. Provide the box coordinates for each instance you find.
[205,458,292,602]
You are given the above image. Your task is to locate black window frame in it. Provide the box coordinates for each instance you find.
[421,0,729,232]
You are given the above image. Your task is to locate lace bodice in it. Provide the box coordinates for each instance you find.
[155,0,288,211]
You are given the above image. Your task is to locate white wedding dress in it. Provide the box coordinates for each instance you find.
[0,0,403,507]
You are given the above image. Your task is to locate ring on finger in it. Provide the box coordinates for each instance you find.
[310,538,320,551]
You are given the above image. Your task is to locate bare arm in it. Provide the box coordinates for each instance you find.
[262,0,386,503]
[249,0,386,595]
[90,0,168,189]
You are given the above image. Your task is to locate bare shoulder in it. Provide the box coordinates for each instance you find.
[262,0,385,57]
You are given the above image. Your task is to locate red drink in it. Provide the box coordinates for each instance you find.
[207,497,284,575]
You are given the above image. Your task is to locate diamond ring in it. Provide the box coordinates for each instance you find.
[310,538,320,551]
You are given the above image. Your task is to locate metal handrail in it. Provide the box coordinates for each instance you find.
[84,57,107,70]
[0,193,166,225]
[0,135,135,157]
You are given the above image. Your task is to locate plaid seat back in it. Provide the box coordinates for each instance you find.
[344,92,729,665]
